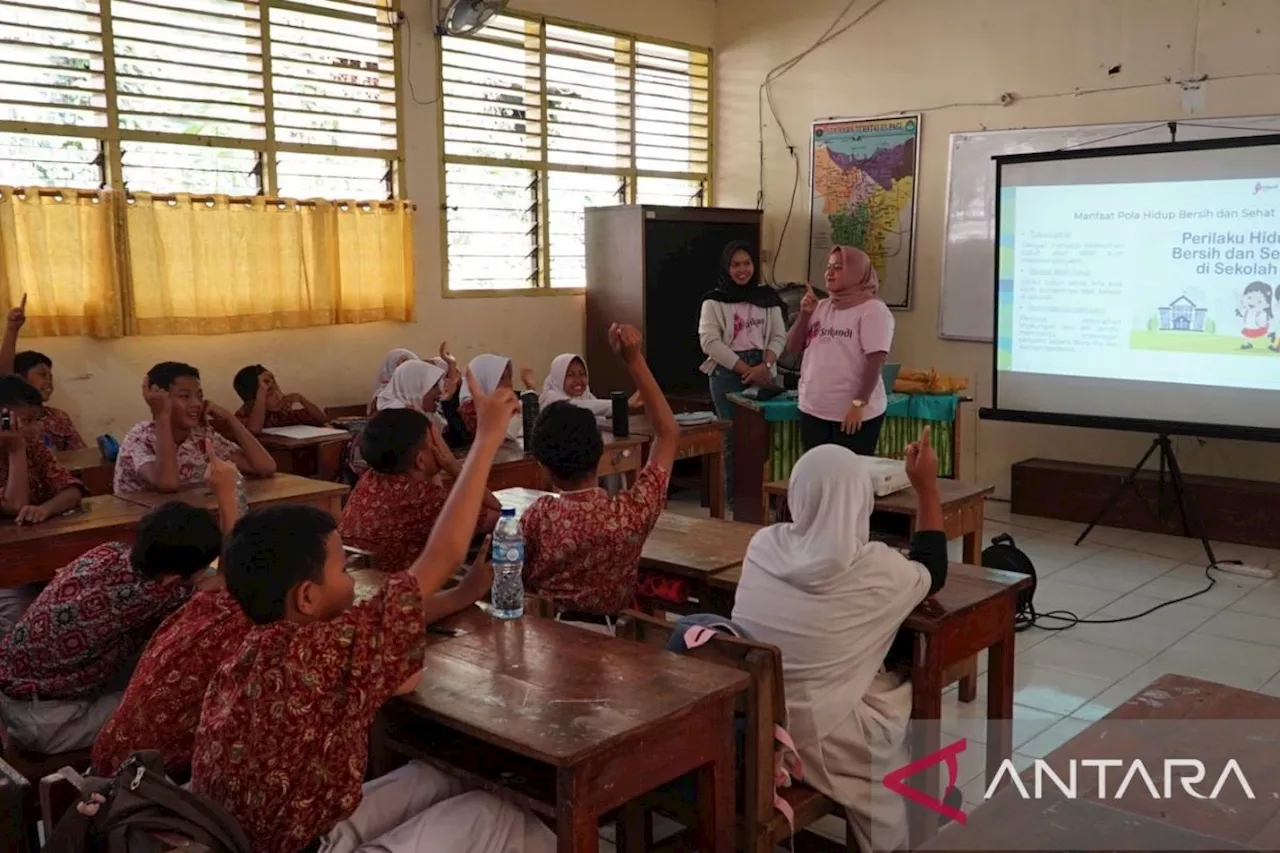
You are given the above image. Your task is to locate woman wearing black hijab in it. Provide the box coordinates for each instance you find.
[698,240,788,508]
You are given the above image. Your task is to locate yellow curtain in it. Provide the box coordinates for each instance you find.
[126,194,415,336]
[0,187,123,338]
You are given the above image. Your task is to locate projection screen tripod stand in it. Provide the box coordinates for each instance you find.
[1075,434,1219,567]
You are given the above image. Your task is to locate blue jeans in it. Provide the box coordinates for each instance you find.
[708,349,764,505]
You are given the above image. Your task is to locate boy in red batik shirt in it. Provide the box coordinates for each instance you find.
[340,408,499,573]
[0,375,88,634]
[1,297,87,451]
[190,371,555,853]
[0,442,236,755]
[520,323,680,629]
[231,364,329,434]
[91,450,246,778]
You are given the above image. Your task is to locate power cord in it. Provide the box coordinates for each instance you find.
[399,6,441,107]
[1019,558,1241,632]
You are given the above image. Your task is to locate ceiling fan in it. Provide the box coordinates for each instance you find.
[438,0,508,36]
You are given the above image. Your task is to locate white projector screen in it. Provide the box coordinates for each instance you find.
[990,134,1280,439]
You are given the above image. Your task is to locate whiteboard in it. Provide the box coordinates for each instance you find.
[938,115,1280,342]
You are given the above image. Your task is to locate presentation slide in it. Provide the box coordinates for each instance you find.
[995,139,1280,434]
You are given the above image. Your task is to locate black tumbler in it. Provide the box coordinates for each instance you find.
[521,392,539,453]
[611,391,630,437]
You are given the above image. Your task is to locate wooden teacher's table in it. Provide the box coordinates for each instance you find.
[376,615,747,853]
[115,473,348,520]
[0,495,146,588]
[626,416,729,519]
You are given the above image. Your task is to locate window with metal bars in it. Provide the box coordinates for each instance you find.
[440,14,710,291]
[0,0,401,199]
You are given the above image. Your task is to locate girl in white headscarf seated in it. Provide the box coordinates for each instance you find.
[537,353,643,422]
[353,360,457,479]
[731,433,949,852]
[368,348,419,415]
[460,354,524,444]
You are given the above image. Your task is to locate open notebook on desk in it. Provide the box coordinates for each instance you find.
[260,425,350,440]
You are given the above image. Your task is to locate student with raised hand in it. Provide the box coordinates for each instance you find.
[787,245,895,455]
[0,375,87,633]
[520,324,680,628]
[232,364,328,434]
[114,361,277,494]
[190,372,554,853]
[1,294,87,451]
[0,441,240,755]
[731,428,947,852]
[536,353,643,419]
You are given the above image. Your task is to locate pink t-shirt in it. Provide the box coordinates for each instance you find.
[798,299,895,422]
[727,303,767,352]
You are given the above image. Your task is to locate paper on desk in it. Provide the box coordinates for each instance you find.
[260,425,350,439]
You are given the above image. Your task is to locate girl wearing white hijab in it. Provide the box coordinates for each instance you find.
[538,353,644,421]
[460,354,522,443]
[375,359,446,414]
[368,348,419,415]
[731,435,948,852]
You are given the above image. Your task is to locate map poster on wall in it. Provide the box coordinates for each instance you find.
[808,115,921,309]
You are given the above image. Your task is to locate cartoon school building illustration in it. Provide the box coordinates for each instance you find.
[1157,295,1208,332]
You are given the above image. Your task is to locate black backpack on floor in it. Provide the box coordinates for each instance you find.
[981,533,1038,631]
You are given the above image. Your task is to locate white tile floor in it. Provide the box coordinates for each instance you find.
[605,495,1280,850]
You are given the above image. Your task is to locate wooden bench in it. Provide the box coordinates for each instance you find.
[0,727,90,852]
[614,610,851,853]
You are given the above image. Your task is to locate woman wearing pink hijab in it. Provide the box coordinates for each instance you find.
[786,245,895,455]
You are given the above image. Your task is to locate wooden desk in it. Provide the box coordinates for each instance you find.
[55,448,114,497]
[904,562,1030,846]
[115,473,348,521]
[376,617,746,853]
[766,479,994,564]
[256,431,350,482]
[0,496,146,588]
[922,675,1280,852]
[641,513,758,577]
[462,435,648,492]
[628,417,729,520]
[493,488,758,579]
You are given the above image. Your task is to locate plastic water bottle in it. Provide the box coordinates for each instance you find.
[233,469,249,519]
[490,508,525,619]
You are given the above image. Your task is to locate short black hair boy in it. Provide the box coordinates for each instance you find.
[233,365,268,404]
[223,505,340,624]
[359,409,430,475]
[147,361,201,390]
[131,501,223,579]
[13,351,51,379]
[530,401,604,486]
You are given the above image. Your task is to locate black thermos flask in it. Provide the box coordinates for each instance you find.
[521,392,539,453]
[611,391,630,437]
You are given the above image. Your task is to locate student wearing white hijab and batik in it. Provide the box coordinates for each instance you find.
[367,348,419,415]
[731,430,950,852]
[352,360,457,480]
[537,353,643,422]
[459,354,524,444]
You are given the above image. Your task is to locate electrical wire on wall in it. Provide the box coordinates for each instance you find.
[756,0,890,282]
[399,1,441,107]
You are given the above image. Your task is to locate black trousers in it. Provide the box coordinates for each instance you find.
[799,410,885,456]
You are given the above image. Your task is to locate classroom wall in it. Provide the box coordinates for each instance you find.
[20,0,716,438]
[715,0,1280,495]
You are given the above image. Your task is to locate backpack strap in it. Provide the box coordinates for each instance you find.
[771,724,804,833]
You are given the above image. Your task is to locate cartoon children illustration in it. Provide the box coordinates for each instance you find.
[1237,280,1273,349]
